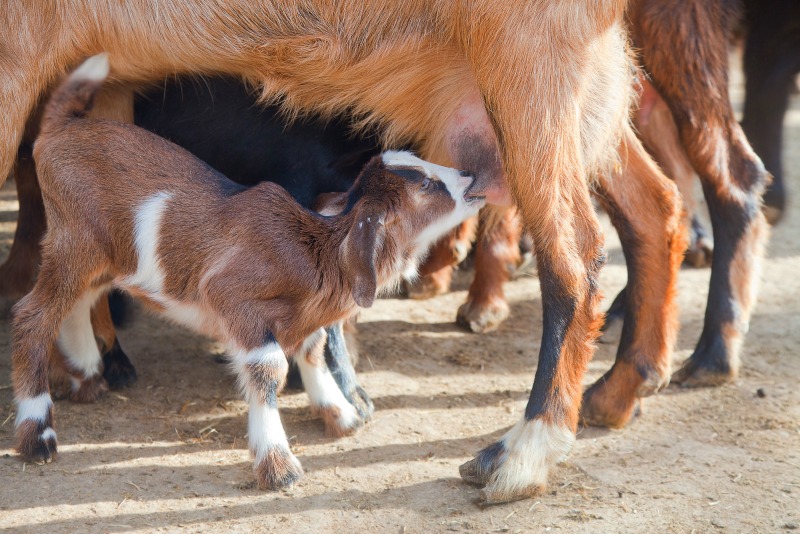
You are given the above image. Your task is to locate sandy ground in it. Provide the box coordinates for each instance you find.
[1,59,799,534]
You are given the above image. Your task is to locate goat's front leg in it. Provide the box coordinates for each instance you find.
[295,328,364,437]
[323,321,373,423]
[460,184,605,503]
[231,336,302,490]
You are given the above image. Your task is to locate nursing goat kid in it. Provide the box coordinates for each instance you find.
[1,1,685,503]
[12,55,485,490]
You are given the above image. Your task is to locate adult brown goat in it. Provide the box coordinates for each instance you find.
[1,1,685,503]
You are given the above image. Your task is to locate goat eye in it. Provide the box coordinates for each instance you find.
[421,178,432,191]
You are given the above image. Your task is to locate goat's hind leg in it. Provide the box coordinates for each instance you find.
[582,125,685,428]
[0,143,46,299]
[635,0,770,386]
[54,287,115,403]
[12,247,98,462]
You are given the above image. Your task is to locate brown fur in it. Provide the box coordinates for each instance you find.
[581,124,686,427]
[631,0,769,385]
[3,0,670,500]
[12,61,481,485]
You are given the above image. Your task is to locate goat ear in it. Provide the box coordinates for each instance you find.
[346,212,383,308]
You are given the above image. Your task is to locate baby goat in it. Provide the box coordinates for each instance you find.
[12,54,484,490]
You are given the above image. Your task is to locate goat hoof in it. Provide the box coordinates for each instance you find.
[462,420,563,505]
[16,421,58,464]
[459,446,499,487]
[457,297,509,333]
[102,340,138,390]
[672,358,735,388]
[580,379,636,429]
[314,403,364,438]
[255,447,304,491]
[510,251,536,279]
[762,204,783,226]
[762,186,785,225]
[347,385,374,422]
[405,273,450,300]
[684,217,713,268]
[683,237,713,268]
[68,374,108,404]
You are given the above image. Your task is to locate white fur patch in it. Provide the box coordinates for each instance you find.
[126,192,172,295]
[39,428,57,442]
[236,342,286,368]
[248,402,290,458]
[487,419,575,494]
[70,53,110,83]
[15,393,53,426]
[57,286,107,378]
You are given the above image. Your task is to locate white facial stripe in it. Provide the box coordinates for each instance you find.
[381,150,428,169]
[15,393,53,426]
[248,402,290,458]
[413,193,482,258]
[39,428,57,442]
[57,286,107,378]
[127,192,172,294]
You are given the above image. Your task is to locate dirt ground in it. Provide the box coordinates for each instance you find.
[1,58,799,534]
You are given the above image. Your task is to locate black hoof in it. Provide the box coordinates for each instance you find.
[459,441,505,487]
[672,331,736,387]
[102,339,138,390]
[346,385,374,422]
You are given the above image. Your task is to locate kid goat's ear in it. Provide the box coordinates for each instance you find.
[346,209,384,308]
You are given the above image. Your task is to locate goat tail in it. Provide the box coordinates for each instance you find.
[40,53,110,135]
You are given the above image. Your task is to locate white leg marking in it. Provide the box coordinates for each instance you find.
[488,419,575,494]
[126,192,172,294]
[248,402,290,458]
[231,341,290,459]
[15,393,53,426]
[295,348,360,431]
[57,287,106,379]
[230,341,286,378]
